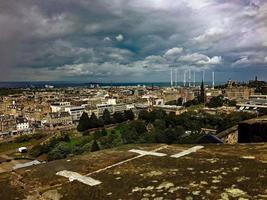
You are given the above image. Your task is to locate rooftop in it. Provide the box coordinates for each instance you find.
[0,143,266,199]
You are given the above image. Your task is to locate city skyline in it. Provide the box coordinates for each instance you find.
[1,0,267,82]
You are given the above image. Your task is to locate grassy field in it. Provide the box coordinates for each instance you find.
[0,141,32,153]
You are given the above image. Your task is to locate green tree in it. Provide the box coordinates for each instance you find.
[93,129,105,140]
[91,140,100,152]
[163,128,178,144]
[47,148,65,161]
[207,95,224,108]
[198,80,205,104]
[90,112,99,128]
[132,120,147,135]
[154,119,166,130]
[102,109,112,125]
[29,145,44,157]
[62,134,70,142]
[148,109,167,122]
[138,110,149,121]
[124,109,135,120]
[114,112,126,123]
[47,142,71,161]
[77,112,90,132]
[121,126,139,144]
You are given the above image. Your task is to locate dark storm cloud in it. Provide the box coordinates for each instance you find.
[0,0,266,81]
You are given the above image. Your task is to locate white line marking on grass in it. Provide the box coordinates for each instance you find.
[56,170,101,186]
[129,149,167,157]
[170,146,204,158]
[56,145,168,187]
[85,145,168,176]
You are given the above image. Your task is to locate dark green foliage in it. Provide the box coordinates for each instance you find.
[138,110,149,121]
[93,128,107,140]
[29,107,257,162]
[14,133,45,143]
[184,98,200,107]
[99,131,122,149]
[29,145,45,157]
[97,118,104,127]
[163,128,180,144]
[93,130,102,140]
[148,109,167,123]
[206,95,224,108]
[29,134,72,158]
[120,120,147,143]
[176,111,202,132]
[154,119,166,130]
[77,112,90,132]
[47,148,65,161]
[91,140,100,152]
[166,112,177,127]
[149,126,184,144]
[113,112,126,123]
[90,112,100,128]
[62,134,70,142]
[124,109,135,120]
[138,109,167,123]
[121,125,139,144]
[102,109,112,125]
[47,142,71,161]
[131,120,147,135]
[198,80,205,104]
[77,112,105,131]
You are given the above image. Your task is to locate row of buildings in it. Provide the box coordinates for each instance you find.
[0,82,264,138]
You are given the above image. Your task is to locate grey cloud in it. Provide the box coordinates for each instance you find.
[0,0,266,81]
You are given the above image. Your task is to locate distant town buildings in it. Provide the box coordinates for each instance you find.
[0,78,266,138]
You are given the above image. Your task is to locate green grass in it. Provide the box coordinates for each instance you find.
[107,128,121,135]
[67,137,83,148]
[0,141,32,153]
[187,104,204,111]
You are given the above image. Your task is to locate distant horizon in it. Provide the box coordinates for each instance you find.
[0,76,264,84]
[0,79,262,89]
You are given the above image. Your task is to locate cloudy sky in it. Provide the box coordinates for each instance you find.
[1,0,267,82]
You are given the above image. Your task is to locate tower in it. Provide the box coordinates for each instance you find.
[170,68,173,87]
[202,70,205,83]
[212,71,215,89]
[193,71,196,87]
[183,70,186,87]
[175,68,178,87]
[188,69,191,87]
[200,79,205,104]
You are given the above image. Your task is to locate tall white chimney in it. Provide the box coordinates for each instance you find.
[170,68,173,87]
[202,70,205,82]
[212,71,215,89]
[183,70,186,87]
[193,71,196,87]
[175,68,178,87]
[188,69,191,87]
